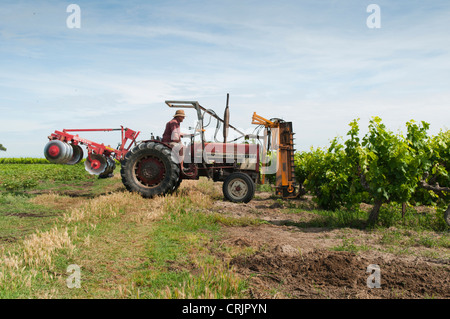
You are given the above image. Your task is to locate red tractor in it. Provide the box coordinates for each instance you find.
[44,95,297,203]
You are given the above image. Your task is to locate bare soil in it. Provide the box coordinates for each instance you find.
[211,191,450,299]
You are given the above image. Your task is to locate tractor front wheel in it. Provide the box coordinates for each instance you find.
[121,142,180,198]
[223,172,255,203]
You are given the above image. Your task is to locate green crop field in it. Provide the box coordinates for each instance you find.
[0,163,94,192]
[0,158,54,164]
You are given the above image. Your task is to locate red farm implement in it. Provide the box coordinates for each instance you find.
[44,127,140,178]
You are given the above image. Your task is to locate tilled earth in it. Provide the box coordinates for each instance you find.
[211,192,450,299]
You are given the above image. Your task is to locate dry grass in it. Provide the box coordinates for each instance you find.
[0,252,36,292]
[1,191,161,296]
[22,227,75,269]
[63,191,165,224]
[29,193,83,211]
[187,178,223,200]
[172,178,221,210]
[0,178,226,298]
[158,262,244,299]
[0,225,75,295]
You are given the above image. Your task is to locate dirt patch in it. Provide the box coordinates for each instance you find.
[28,193,85,211]
[211,190,450,299]
[230,248,450,299]
[221,224,339,255]
[214,192,324,225]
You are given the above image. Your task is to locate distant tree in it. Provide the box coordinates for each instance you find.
[0,143,6,151]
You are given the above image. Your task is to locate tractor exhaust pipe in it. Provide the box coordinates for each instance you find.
[223,93,230,143]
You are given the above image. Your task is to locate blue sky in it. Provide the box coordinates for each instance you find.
[1,0,449,157]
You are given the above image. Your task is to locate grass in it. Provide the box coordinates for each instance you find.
[375,203,448,232]
[0,193,64,245]
[210,213,267,227]
[0,162,447,298]
[0,163,151,298]
[331,236,370,253]
[130,182,249,299]
[0,162,123,197]
[0,188,168,298]
[279,207,368,229]
[256,183,273,193]
[379,228,449,249]
[280,198,449,232]
[0,171,250,298]
[0,163,93,181]
[379,229,409,246]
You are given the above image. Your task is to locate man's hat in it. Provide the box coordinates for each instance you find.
[173,110,186,118]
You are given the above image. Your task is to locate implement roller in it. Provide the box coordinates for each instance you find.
[44,127,139,178]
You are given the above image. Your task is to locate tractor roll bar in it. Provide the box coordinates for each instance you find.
[165,99,246,137]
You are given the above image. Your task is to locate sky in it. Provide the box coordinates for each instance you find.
[0,0,449,158]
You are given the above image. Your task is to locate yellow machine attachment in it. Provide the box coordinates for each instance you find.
[252,112,298,199]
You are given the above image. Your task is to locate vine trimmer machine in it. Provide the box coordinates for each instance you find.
[43,95,299,202]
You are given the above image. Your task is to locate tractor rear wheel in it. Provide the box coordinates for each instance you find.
[223,172,255,203]
[121,142,180,198]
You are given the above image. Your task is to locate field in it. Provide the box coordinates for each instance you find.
[0,162,449,299]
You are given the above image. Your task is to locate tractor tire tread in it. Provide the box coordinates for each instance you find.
[223,172,255,203]
[120,142,180,198]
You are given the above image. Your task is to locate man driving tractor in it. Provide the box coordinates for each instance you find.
[162,109,186,146]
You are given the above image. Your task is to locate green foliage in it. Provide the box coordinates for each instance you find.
[0,163,93,192]
[414,130,449,206]
[294,143,357,210]
[376,203,448,231]
[260,151,276,184]
[294,117,449,225]
[360,117,427,204]
[1,178,39,191]
[0,144,6,151]
[0,158,52,164]
[294,120,367,210]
